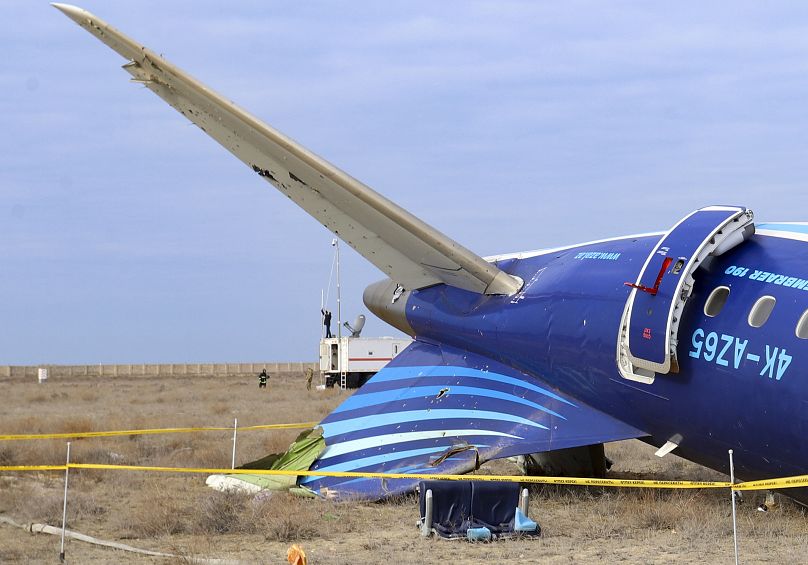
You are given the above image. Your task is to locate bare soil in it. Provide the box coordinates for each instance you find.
[1,373,806,564]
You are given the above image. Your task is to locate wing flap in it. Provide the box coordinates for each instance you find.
[302,341,647,499]
[53,4,521,296]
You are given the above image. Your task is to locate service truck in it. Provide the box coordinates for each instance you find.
[319,336,413,388]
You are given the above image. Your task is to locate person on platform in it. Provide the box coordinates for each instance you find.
[321,309,333,338]
[258,368,268,389]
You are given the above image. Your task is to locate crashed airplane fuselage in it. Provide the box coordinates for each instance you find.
[55,4,808,502]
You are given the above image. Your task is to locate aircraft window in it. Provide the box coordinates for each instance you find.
[748,296,776,328]
[797,309,808,339]
[704,286,730,317]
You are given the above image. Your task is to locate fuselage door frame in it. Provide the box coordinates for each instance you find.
[617,206,755,383]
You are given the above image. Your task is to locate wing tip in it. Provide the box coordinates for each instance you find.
[52,3,87,22]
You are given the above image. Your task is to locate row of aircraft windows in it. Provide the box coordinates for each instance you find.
[704,286,808,339]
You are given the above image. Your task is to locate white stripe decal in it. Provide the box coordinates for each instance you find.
[320,408,548,437]
[301,446,451,481]
[700,205,747,212]
[756,229,808,243]
[317,429,522,461]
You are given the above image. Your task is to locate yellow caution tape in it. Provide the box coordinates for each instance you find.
[0,465,67,472]
[0,422,317,441]
[0,462,804,491]
[8,463,730,489]
[237,423,318,431]
[65,464,732,488]
[732,474,808,491]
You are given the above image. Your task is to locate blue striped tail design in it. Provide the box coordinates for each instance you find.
[301,340,645,499]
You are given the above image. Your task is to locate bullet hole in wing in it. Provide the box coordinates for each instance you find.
[252,165,276,182]
[436,388,449,399]
[289,171,307,186]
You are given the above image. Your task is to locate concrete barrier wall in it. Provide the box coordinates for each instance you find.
[0,362,317,379]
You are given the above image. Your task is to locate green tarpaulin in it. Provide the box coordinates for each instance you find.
[213,427,325,495]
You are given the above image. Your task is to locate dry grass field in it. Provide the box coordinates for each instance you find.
[1,371,806,564]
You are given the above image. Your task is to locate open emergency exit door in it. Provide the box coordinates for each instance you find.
[618,206,755,383]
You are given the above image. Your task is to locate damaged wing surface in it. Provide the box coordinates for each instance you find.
[53,4,521,296]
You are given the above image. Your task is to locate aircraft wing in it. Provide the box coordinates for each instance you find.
[53,4,521,296]
[301,340,648,499]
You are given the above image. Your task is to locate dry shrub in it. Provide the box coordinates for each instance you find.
[544,487,736,541]
[211,402,230,416]
[133,439,169,463]
[68,489,108,523]
[630,490,734,538]
[0,445,13,466]
[361,538,385,551]
[134,436,197,466]
[0,440,76,467]
[79,390,99,402]
[631,491,684,531]
[191,490,328,540]
[0,480,105,526]
[189,445,230,470]
[571,491,629,539]
[377,492,417,507]
[74,445,127,465]
[0,442,33,467]
[53,416,96,434]
[121,480,192,537]
[0,549,24,563]
[257,494,321,542]
[194,490,253,534]
[4,415,50,435]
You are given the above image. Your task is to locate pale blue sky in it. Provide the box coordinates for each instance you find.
[3,2,808,363]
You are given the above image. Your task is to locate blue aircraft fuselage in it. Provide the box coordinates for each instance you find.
[403,224,808,496]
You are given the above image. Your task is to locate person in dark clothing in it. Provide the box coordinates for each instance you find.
[258,368,268,389]
[321,309,333,338]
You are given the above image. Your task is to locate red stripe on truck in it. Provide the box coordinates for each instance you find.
[348,357,393,362]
